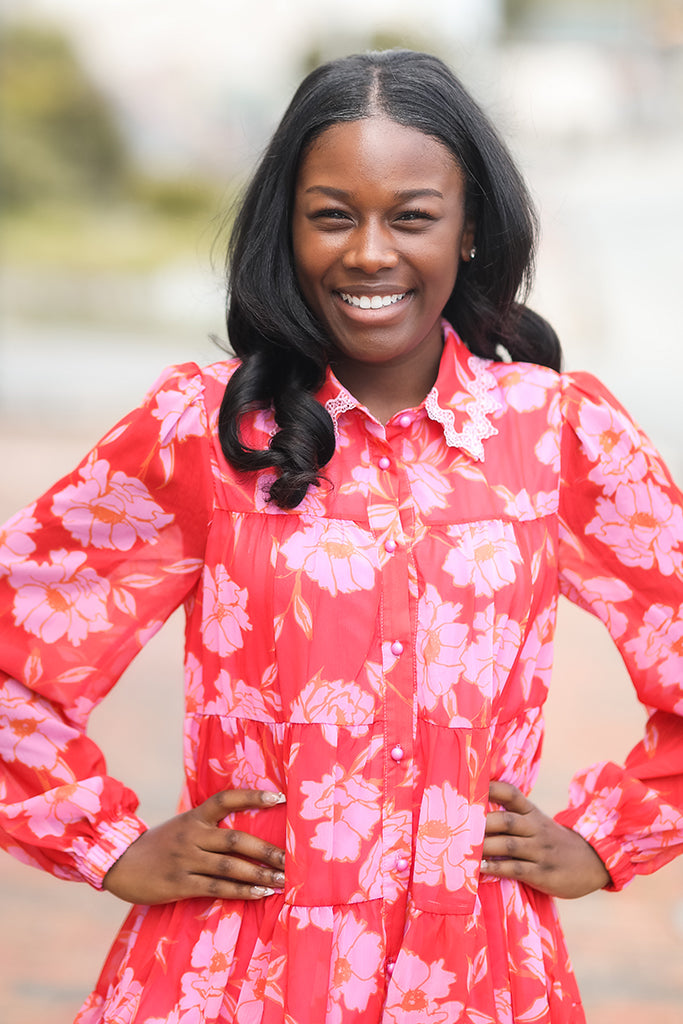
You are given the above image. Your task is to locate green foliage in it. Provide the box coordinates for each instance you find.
[0,22,129,207]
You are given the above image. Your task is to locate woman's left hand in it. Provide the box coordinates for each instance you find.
[481,780,611,899]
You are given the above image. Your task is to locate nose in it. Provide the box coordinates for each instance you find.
[341,219,399,273]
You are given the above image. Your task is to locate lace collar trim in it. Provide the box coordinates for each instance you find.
[321,322,500,461]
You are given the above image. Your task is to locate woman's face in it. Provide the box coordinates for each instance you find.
[292,115,474,386]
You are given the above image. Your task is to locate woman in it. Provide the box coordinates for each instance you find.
[1,50,681,1023]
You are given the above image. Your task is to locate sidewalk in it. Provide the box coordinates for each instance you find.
[1,427,682,1023]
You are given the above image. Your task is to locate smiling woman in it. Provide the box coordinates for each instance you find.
[291,117,473,421]
[1,48,682,1024]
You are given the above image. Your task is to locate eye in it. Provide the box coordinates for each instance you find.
[311,208,351,222]
[396,208,435,223]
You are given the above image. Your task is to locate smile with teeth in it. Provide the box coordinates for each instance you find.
[339,292,406,309]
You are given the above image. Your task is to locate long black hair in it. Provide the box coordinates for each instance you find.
[220,50,562,508]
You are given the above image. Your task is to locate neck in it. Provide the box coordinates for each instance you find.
[331,349,442,424]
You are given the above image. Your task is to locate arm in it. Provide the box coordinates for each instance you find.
[0,364,213,888]
[553,372,683,889]
[482,372,683,895]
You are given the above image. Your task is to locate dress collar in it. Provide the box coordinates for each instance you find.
[316,320,500,461]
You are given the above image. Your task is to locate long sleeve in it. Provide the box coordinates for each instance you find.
[0,363,214,888]
[554,371,683,890]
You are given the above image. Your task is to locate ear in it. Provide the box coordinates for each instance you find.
[460,219,477,262]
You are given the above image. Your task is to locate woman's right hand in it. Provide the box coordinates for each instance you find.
[102,788,286,905]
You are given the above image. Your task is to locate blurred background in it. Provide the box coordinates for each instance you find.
[1,1,682,1022]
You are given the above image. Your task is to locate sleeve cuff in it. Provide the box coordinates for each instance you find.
[70,814,148,890]
[553,808,634,892]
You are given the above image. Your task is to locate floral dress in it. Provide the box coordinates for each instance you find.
[1,322,682,1023]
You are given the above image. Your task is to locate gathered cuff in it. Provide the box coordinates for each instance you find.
[553,808,634,892]
[71,814,148,890]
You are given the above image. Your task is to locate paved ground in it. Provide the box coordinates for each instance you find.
[1,427,682,1024]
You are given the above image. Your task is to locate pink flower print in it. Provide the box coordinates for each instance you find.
[300,767,382,862]
[184,652,204,714]
[176,910,241,1020]
[497,486,557,520]
[499,367,549,412]
[10,778,105,840]
[444,522,523,597]
[416,585,471,723]
[52,458,173,550]
[149,374,206,481]
[462,607,522,700]
[206,670,281,722]
[535,428,561,469]
[0,505,39,575]
[560,570,632,639]
[624,604,683,700]
[586,479,683,575]
[202,565,251,656]
[152,376,205,443]
[384,950,460,1024]
[290,673,376,725]
[576,397,648,495]
[97,967,144,1024]
[234,941,285,1022]
[403,443,453,512]
[327,913,383,1022]
[572,783,623,844]
[413,783,483,893]
[9,549,110,645]
[280,519,378,596]
[0,680,74,776]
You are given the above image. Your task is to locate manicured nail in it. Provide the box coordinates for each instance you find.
[272,872,285,888]
[251,886,276,897]
[262,791,286,805]
[481,860,492,873]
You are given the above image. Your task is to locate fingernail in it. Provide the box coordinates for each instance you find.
[251,886,276,897]
[481,859,492,873]
[262,791,286,805]
[272,872,285,887]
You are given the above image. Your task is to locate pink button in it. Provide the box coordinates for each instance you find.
[390,744,404,762]
[378,456,391,470]
[396,857,409,872]
[399,414,411,427]
[390,640,403,656]
[386,959,395,976]
[384,538,397,553]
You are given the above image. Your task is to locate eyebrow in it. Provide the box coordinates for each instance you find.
[303,186,445,200]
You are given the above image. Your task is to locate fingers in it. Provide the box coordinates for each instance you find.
[199,788,286,825]
[488,780,534,815]
[190,846,285,891]
[200,822,284,865]
[103,788,288,906]
[481,782,612,898]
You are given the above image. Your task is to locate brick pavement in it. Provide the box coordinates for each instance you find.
[1,426,682,1023]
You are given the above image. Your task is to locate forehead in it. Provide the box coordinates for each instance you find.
[297,115,464,194]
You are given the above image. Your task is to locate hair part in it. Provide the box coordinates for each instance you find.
[220,50,562,508]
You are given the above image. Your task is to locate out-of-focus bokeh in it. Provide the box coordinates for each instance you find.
[1,2,682,1022]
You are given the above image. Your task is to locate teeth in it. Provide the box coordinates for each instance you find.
[340,292,406,309]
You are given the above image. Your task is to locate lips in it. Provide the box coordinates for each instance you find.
[338,291,407,309]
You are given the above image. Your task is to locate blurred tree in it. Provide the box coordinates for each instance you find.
[0,23,129,207]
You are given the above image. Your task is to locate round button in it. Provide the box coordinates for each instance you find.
[396,857,409,872]
[390,640,403,656]
[384,538,397,553]
[399,414,411,428]
[386,959,395,976]
[378,456,391,470]
[390,744,404,762]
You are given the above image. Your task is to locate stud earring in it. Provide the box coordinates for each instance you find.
[469,246,477,260]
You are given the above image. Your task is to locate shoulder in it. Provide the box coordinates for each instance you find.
[141,357,241,424]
